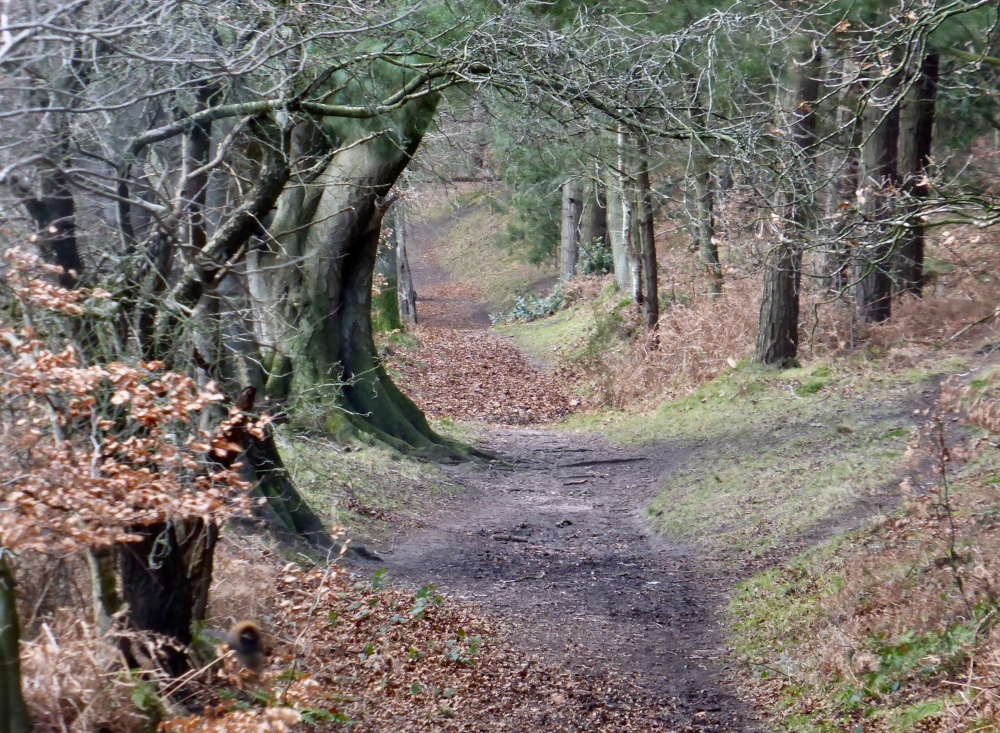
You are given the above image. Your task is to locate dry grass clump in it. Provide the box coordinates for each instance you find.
[20,612,152,733]
[570,277,758,408]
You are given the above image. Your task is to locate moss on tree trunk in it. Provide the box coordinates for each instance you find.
[247,100,475,460]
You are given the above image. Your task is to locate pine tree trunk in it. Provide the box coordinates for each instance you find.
[823,65,863,293]
[692,151,721,299]
[635,150,659,330]
[755,44,821,366]
[560,179,583,280]
[856,64,901,323]
[686,80,722,299]
[578,179,608,271]
[0,552,31,733]
[896,52,938,296]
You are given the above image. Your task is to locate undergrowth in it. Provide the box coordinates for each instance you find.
[498,223,1000,411]
[728,371,1000,731]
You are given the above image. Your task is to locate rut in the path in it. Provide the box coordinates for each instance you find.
[358,428,760,732]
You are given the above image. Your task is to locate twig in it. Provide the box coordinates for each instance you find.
[948,306,1000,343]
[492,533,529,542]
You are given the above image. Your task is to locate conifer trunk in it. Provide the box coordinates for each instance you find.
[856,61,901,323]
[755,44,821,366]
[560,179,583,279]
[635,149,659,330]
[897,52,938,296]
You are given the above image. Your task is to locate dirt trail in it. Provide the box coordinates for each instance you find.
[365,429,758,731]
[407,205,493,329]
[359,210,763,730]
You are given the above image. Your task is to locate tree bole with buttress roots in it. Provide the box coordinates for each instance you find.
[247,100,471,459]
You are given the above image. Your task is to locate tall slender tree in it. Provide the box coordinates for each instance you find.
[754,43,822,367]
[896,51,939,296]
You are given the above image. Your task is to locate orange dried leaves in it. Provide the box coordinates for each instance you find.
[0,246,257,553]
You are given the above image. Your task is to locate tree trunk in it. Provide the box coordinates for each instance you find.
[117,519,217,676]
[395,200,417,325]
[373,210,402,333]
[754,44,821,367]
[635,150,659,330]
[247,102,464,457]
[86,546,121,636]
[896,52,938,296]
[0,552,31,733]
[604,171,630,290]
[18,165,82,289]
[686,79,722,299]
[244,429,334,549]
[856,64,901,323]
[560,178,583,280]
[578,180,607,250]
[691,150,721,299]
[823,63,863,293]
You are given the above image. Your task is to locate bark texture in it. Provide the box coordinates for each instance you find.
[118,519,217,675]
[824,66,863,293]
[394,201,417,324]
[754,45,821,367]
[247,101,462,456]
[560,179,583,279]
[578,180,608,255]
[604,171,630,290]
[896,52,938,296]
[687,81,722,299]
[635,152,659,330]
[856,66,901,323]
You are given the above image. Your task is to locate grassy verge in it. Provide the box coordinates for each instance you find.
[726,365,1000,731]
[277,430,458,540]
[500,300,599,363]
[566,357,968,557]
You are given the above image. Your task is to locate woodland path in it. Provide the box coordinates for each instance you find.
[359,210,761,730]
[406,203,493,330]
[366,429,758,731]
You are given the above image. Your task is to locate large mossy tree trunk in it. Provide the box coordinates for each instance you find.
[247,100,463,457]
[754,44,821,367]
[0,552,31,733]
